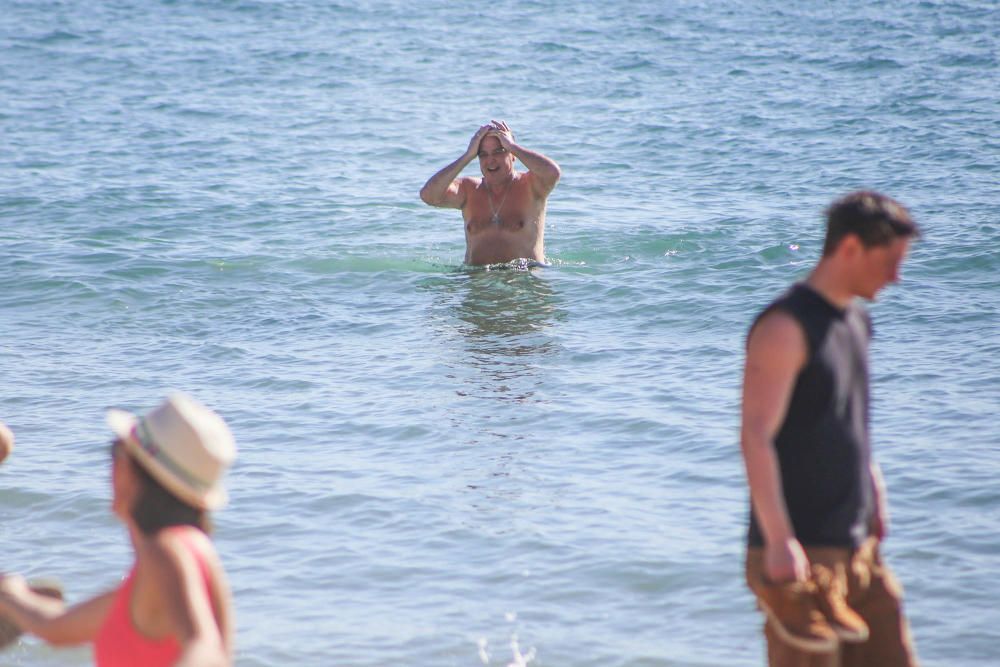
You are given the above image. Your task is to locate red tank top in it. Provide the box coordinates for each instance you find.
[94,527,213,667]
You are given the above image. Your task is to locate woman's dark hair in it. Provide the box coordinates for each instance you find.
[822,190,920,257]
[116,441,212,535]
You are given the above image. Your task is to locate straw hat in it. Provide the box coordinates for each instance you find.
[106,393,236,511]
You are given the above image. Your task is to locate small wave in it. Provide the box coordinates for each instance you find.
[286,256,459,274]
[0,196,43,209]
[36,30,82,44]
[939,53,994,68]
[475,259,551,272]
[532,41,582,54]
[612,57,656,71]
[832,56,904,72]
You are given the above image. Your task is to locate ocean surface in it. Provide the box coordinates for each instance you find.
[1,1,998,665]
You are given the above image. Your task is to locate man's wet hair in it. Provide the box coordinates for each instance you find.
[822,191,920,256]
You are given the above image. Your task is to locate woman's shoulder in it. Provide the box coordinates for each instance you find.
[147,527,219,579]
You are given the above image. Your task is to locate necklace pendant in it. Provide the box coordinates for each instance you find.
[491,213,501,225]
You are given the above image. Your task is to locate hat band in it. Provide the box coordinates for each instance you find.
[133,419,212,493]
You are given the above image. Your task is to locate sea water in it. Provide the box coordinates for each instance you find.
[1,1,998,665]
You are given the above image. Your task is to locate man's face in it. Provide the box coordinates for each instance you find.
[478,135,514,179]
[855,237,911,300]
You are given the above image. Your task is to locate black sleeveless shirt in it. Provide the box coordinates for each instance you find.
[747,283,874,549]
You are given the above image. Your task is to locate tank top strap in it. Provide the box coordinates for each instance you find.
[162,525,212,582]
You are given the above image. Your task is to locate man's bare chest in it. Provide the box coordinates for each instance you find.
[463,184,540,236]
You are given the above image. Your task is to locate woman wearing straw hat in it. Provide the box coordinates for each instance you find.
[0,393,236,666]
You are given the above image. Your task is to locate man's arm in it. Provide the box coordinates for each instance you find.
[419,125,493,209]
[0,420,13,464]
[490,120,561,198]
[741,310,810,583]
[869,461,889,540]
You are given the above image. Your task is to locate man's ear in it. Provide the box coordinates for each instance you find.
[837,233,863,261]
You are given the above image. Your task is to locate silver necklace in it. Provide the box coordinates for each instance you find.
[487,178,513,225]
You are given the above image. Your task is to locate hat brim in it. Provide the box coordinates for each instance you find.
[107,408,138,442]
[106,408,228,511]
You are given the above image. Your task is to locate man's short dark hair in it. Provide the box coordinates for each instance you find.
[822,191,919,256]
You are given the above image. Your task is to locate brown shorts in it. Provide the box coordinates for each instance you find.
[745,538,919,667]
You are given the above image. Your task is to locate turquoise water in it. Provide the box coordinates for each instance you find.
[2,1,998,665]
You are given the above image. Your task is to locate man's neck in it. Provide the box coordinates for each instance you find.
[806,262,856,309]
[483,171,516,193]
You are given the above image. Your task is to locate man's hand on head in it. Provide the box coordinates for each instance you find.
[466,125,494,159]
[489,119,515,151]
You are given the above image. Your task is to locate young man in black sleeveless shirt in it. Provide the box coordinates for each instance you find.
[741,191,920,666]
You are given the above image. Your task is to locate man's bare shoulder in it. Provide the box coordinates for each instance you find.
[520,170,557,200]
[457,175,483,191]
[747,309,807,370]
[455,177,482,207]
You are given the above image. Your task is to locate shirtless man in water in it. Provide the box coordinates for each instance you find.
[420,120,561,266]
